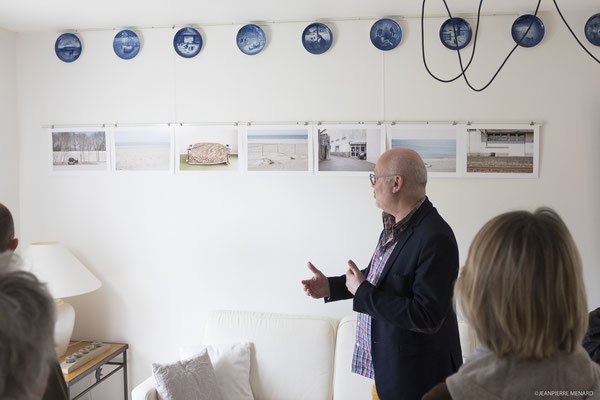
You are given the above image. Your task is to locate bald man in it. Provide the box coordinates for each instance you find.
[302,149,462,400]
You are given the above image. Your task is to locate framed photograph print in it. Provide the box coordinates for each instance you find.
[112,126,174,173]
[175,125,241,174]
[464,124,539,178]
[314,124,385,175]
[243,125,313,174]
[49,128,110,174]
[387,124,461,178]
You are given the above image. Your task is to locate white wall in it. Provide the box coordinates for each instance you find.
[0,28,18,231]
[15,11,600,397]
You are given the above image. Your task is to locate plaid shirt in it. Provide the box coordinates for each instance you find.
[352,197,425,379]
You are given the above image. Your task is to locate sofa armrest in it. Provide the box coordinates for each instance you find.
[132,376,159,400]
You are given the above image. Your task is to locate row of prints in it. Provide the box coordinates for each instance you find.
[49,124,540,178]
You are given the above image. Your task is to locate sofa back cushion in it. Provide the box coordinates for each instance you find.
[204,310,337,400]
[332,315,374,400]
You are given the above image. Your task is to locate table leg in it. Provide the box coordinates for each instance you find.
[123,351,128,400]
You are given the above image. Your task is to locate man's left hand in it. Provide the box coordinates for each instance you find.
[345,260,365,295]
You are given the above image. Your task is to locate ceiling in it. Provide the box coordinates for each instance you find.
[0,0,597,32]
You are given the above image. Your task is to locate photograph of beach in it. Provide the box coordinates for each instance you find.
[175,126,239,173]
[113,127,172,171]
[52,130,108,172]
[389,126,458,174]
[316,126,382,173]
[467,127,536,175]
[246,127,310,172]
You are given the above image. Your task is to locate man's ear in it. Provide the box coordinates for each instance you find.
[7,238,18,251]
[392,176,403,193]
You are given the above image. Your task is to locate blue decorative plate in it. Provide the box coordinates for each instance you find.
[55,33,82,63]
[370,19,402,51]
[585,13,600,47]
[173,27,203,58]
[237,24,266,55]
[439,18,472,50]
[512,15,545,47]
[302,23,333,54]
[113,30,141,60]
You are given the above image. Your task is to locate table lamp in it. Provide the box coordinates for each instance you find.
[25,242,102,357]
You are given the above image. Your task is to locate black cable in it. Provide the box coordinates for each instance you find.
[552,0,600,64]
[421,0,483,82]
[422,0,542,92]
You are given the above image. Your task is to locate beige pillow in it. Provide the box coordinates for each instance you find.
[179,342,253,400]
[152,349,223,400]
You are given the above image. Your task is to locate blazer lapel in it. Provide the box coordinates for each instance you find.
[376,226,413,285]
[375,197,433,285]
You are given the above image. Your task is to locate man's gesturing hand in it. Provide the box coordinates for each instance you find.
[345,260,365,295]
[302,262,331,299]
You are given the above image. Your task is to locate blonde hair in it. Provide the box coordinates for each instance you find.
[455,207,588,360]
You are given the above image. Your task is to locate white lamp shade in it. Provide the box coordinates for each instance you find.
[25,242,101,299]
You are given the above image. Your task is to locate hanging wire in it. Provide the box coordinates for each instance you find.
[552,0,600,64]
[421,0,543,92]
[421,0,484,82]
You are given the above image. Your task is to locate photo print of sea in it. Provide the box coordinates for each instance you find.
[317,127,381,172]
[247,128,309,171]
[114,128,171,171]
[176,126,238,172]
[391,139,456,173]
[52,130,107,171]
[467,128,534,174]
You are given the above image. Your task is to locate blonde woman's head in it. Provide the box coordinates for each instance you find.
[455,208,588,360]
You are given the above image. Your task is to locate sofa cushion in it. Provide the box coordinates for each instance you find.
[179,342,253,400]
[152,349,223,400]
[203,310,337,400]
[332,315,374,400]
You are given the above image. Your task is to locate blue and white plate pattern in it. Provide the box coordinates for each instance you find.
[302,23,333,54]
[370,19,402,51]
[113,30,141,60]
[173,27,203,58]
[439,18,472,50]
[237,24,266,55]
[511,15,545,47]
[585,13,600,47]
[55,33,82,63]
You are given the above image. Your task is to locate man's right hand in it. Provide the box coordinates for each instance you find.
[301,262,331,299]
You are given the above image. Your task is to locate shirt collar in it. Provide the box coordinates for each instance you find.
[381,197,426,242]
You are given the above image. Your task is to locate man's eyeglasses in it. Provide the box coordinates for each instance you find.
[369,173,400,185]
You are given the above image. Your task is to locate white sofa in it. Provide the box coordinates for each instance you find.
[132,310,474,400]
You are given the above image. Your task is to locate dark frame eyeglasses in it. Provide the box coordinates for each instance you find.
[369,173,400,185]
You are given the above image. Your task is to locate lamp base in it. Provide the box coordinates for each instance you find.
[54,299,75,358]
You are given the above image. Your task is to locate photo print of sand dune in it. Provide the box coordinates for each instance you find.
[315,125,384,174]
[175,126,239,173]
[388,125,459,176]
[246,127,311,172]
[466,125,538,177]
[51,129,108,172]
[113,127,173,172]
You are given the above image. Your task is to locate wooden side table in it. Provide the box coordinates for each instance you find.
[60,341,129,400]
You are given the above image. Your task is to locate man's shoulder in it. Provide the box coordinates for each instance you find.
[414,202,454,235]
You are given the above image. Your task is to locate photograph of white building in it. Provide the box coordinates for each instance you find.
[467,127,536,174]
[316,126,382,172]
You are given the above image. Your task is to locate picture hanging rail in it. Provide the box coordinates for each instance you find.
[45,121,540,179]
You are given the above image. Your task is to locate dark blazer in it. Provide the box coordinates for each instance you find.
[326,197,462,400]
